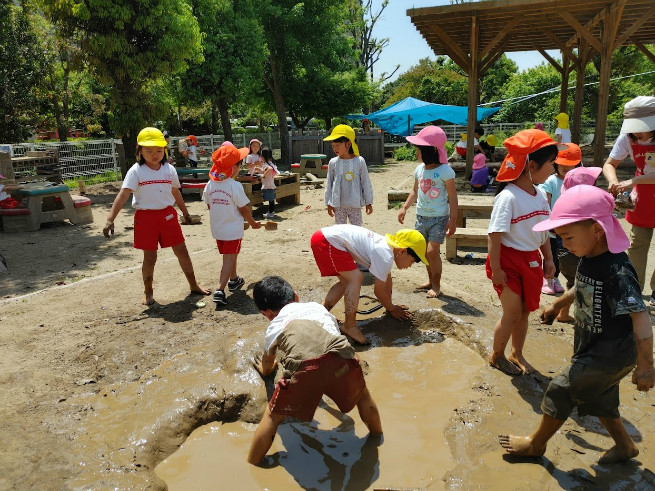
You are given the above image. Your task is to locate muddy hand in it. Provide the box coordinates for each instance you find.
[539,306,557,325]
[632,366,655,392]
[103,220,114,238]
[387,305,412,320]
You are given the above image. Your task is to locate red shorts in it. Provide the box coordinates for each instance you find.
[133,206,185,250]
[456,146,467,157]
[216,238,242,254]
[268,353,365,421]
[310,230,357,277]
[485,244,543,312]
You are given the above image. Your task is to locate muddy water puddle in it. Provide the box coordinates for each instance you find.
[156,333,485,490]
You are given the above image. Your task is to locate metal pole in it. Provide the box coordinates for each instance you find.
[112,139,120,180]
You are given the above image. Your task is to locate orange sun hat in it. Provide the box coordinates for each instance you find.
[496,129,566,182]
[210,144,249,181]
[555,142,582,166]
[186,135,198,146]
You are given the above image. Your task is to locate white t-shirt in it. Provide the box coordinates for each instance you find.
[0,184,9,201]
[246,154,263,173]
[261,162,278,189]
[608,132,655,161]
[321,224,394,281]
[265,302,339,353]
[202,178,249,240]
[488,183,550,251]
[456,137,478,148]
[555,127,571,144]
[122,162,180,210]
[187,144,198,163]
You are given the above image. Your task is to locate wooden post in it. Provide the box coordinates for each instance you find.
[466,14,479,180]
[572,39,590,145]
[559,53,570,113]
[593,15,617,165]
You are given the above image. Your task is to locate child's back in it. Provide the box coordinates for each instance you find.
[203,176,249,240]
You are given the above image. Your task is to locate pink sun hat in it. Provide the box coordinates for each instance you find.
[472,153,487,170]
[533,185,630,253]
[405,126,448,163]
[561,166,603,192]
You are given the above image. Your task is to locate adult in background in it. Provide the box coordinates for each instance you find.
[603,96,655,306]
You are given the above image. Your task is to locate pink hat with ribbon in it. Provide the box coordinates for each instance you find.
[533,185,630,253]
[405,126,448,163]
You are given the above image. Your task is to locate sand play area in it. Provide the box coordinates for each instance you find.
[1,160,654,489]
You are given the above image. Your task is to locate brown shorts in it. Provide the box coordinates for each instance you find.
[268,353,365,422]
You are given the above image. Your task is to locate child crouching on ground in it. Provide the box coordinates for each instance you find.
[248,275,382,465]
[500,185,653,463]
[203,143,261,306]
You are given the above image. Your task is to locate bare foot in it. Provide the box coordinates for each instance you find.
[142,293,155,306]
[498,434,546,457]
[340,324,369,345]
[426,288,441,298]
[508,353,536,374]
[415,282,431,291]
[191,285,211,296]
[598,444,639,464]
[556,314,574,324]
[489,355,522,376]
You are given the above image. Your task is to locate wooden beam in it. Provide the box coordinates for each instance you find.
[614,3,655,49]
[571,39,590,144]
[634,40,655,65]
[564,3,606,49]
[428,23,470,73]
[539,49,563,74]
[559,11,602,52]
[478,16,521,60]
[479,45,506,76]
[559,53,571,113]
[466,13,479,179]
[594,14,617,165]
[544,31,579,66]
[607,0,627,45]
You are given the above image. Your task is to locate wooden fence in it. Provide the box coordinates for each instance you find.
[289,131,385,166]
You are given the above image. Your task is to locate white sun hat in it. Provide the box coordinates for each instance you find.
[620,96,655,134]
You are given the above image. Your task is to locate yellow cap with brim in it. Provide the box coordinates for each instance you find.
[323,124,360,156]
[386,229,428,265]
[137,127,167,147]
[554,113,569,130]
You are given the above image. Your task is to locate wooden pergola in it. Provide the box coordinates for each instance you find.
[408,0,655,173]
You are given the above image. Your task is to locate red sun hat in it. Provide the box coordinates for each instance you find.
[210,145,249,181]
[186,135,198,146]
[496,129,566,182]
[555,142,582,166]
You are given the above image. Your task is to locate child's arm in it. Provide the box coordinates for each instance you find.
[487,232,506,285]
[360,159,374,214]
[615,173,655,192]
[171,186,192,223]
[539,239,555,278]
[603,157,622,193]
[631,311,654,392]
[445,178,458,237]
[540,287,575,324]
[398,178,418,224]
[103,188,132,238]
[238,204,262,229]
[374,275,411,320]
[253,348,278,377]
[325,161,335,216]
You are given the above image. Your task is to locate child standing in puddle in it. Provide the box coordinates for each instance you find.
[486,129,562,375]
[324,125,374,226]
[500,185,653,464]
[102,127,210,305]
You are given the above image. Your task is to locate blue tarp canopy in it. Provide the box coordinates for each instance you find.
[347,97,501,136]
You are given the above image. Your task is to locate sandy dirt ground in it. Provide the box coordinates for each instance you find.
[0,159,654,489]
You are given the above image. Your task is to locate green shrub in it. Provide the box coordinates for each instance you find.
[393,144,416,161]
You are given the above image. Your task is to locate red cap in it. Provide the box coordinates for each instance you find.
[186,135,198,146]
[555,143,582,166]
[210,145,249,181]
[496,129,565,182]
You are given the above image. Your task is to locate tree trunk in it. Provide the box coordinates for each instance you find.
[325,117,332,129]
[211,104,218,135]
[122,130,137,177]
[216,96,232,142]
[264,57,290,165]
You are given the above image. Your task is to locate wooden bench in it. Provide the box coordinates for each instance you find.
[238,173,300,212]
[445,227,488,260]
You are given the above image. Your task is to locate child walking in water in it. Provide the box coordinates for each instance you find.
[487,129,562,375]
[538,143,580,296]
[103,127,210,305]
[398,125,457,298]
[500,185,653,463]
[203,143,261,305]
[245,138,263,175]
[260,147,278,219]
[324,125,374,225]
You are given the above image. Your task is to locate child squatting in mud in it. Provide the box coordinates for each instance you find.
[499,185,654,463]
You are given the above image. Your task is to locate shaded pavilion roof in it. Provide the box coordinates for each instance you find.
[408,0,655,64]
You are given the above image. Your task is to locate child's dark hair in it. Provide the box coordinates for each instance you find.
[334,136,356,156]
[496,144,558,195]
[406,248,421,263]
[628,131,655,143]
[137,145,167,166]
[261,147,273,162]
[553,162,581,176]
[416,145,441,165]
[253,276,295,311]
[475,126,484,136]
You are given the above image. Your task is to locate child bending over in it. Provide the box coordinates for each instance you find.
[500,185,653,463]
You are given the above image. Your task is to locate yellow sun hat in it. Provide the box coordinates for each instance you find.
[323,124,360,156]
[554,113,569,130]
[386,229,428,265]
[137,127,167,147]
[485,134,498,147]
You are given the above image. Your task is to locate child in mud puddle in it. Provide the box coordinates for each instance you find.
[103,127,210,305]
[324,124,374,225]
[310,224,427,345]
[540,165,603,325]
[538,143,581,296]
[248,275,382,465]
[486,129,563,375]
[500,185,654,463]
[398,125,457,298]
[203,143,261,306]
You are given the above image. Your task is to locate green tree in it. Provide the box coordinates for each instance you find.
[48,0,202,172]
[0,1,49,143]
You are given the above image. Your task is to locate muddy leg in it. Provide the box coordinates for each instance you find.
[489,287,523,375]
[247,406,285,465]
[598,417,639,464]
[356,387,382,435]
[425,241,442,298]
[142,250,157,305]
[508,303,535,374]
[499,414,565,457]
[172,242,210,295]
